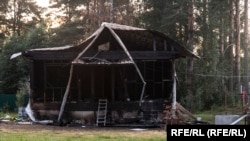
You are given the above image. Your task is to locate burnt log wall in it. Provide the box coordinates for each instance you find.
[31,59,173,108]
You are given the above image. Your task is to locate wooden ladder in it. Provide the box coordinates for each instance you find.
[96,99,108,126]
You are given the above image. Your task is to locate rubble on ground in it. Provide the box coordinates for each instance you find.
[163,102,210,125]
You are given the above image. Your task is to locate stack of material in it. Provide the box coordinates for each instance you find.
[163,102,209,125]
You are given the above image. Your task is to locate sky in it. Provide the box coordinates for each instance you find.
[35,0,50,8]
[35,0,62,28]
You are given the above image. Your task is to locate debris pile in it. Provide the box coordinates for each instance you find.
[0,114,15,123]
[163,102,210,125]
[0,107,31,124]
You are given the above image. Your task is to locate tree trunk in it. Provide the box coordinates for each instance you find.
[186,0,194,111]
[229,0,235,95]
[202,0,208,55]
[98,0,105,26]
[110,0,113,23]
[219,18,225,57]
[244,0,249,103]
[235,0,241,95]
[219,13,226,110]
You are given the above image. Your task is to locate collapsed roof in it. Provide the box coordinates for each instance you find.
[11,22,199,62]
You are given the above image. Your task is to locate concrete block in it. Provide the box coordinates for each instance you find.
[214,115,240,125]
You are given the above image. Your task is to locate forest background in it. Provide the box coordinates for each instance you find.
[0,0,249,112]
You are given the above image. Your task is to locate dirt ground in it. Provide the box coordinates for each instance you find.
[0,121,79,132]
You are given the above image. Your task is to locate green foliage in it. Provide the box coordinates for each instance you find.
[0,0,43,36]
[48,22,85,46]
[142,0,188,40]
[16,79,29,107]
[49,0,87,22]
[23,23,49,50]
[0,24,48,94]
[141,0,241,112]
[1,102,10,113]
[0,34,26,93]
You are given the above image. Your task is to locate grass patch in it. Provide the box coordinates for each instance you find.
[193,104,247,124]
[0,125,166,141]
[194,112,216,124]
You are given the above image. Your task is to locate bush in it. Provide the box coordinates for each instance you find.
[16,79,29,108]
[2,102,10,113]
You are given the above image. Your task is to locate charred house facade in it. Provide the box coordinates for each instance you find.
[12,23,197,126]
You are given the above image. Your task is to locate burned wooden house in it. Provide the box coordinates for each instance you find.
[11,23,198,126]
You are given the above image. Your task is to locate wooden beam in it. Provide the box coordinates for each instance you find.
[111,67,115,102]
[82,51,179,60]
[26,52,78,60]
[91,68,95,100]
[76,66,82,102]
[171,60,176,118]
[43,62,47,104]
[29,60,34,105]
[57,64,74,122]
[26,51,181,60]
[153,36,156,51]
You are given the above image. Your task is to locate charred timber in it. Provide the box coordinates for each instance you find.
[25,51,183,60]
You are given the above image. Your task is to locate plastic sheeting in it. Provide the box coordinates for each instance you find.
[25,102,53,124]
